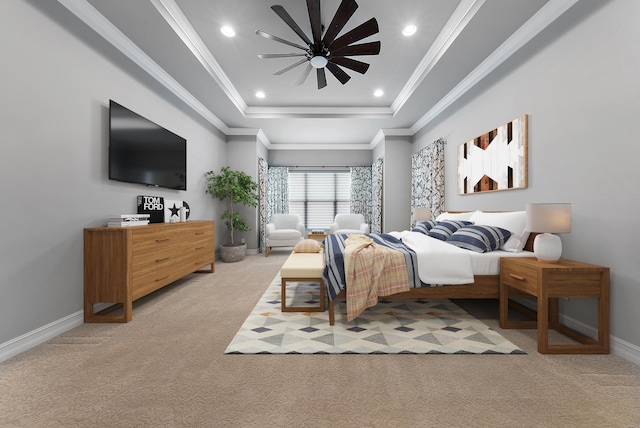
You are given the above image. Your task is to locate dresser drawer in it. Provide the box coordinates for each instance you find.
[501,259,538,295]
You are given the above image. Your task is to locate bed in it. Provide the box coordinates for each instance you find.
[321,210,537,325]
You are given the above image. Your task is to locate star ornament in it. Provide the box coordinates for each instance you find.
[169,203,180,217]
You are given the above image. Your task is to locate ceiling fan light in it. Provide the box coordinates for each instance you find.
[402,25,417,37]
[310,56,328,69]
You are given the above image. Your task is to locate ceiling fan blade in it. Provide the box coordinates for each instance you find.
[329,18,379,51]
[329,57,369,74]
[307,0,322,44]
[322,0,358,46]
[326,62,351,85]
[256,30,307,51]
[332,41,381,57]
[271,5,312,45]
[317,67,327,89]
[258,53,306,59]
[295,63,313,86]
[273,58,308,75]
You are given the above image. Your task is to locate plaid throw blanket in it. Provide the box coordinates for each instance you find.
[322,233,421,303]
[342,235,411,321]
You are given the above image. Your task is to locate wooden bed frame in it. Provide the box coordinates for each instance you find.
[327,232,538,325]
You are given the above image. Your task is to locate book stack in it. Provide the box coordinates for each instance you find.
[311,229,325,235]
[107,214,150,227]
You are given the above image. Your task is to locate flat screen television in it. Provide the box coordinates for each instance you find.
[109,100,187,190]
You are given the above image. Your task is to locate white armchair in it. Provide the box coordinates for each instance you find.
[265,213,305,257]
[330,213,369,235]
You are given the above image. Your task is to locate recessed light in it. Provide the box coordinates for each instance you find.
[402,25,417,37]
[374,89,384,97]
[221,26,236,37]
[255,91,266,99]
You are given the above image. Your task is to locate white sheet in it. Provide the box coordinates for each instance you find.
[389,230,534,281]
[390,231,474,284]
[469,249,533,275]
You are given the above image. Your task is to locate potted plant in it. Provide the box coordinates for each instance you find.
[205,166,259,262]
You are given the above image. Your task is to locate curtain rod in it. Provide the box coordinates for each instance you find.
[284,165,368,170]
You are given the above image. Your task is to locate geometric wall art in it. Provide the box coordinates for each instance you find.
[457,114,528,195]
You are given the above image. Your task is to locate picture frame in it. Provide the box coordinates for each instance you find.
[457,114,528,195]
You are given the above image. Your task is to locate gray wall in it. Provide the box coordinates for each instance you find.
[226,136,262,251]
[268,149,372,167]
[378,137,413,232]
[0,0,226,344]
[414,0,640,352]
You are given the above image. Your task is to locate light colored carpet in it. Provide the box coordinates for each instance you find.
[1,251,639,427]
[225,276,525,354]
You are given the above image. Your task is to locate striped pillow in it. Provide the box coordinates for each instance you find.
[446,225,512,253]
[428,220,472,241]
[412,220,437,235]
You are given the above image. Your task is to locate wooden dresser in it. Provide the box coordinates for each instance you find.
[84,220,214,323]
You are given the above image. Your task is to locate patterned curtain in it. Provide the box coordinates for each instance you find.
[371,158,383,233]
[411,138,446,219]
[258,158,268,253]
[349,167,372,224]
[267,167,289,221]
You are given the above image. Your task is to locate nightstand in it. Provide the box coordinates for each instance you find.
[500,257,610,354]
[307,232,327,241]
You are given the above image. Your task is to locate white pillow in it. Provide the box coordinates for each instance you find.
[435,210,479,222]
[469,211,530,252]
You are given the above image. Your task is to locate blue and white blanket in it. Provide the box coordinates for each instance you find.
[322,231,476,301]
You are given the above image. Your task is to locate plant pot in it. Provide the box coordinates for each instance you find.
[220,243,246,263]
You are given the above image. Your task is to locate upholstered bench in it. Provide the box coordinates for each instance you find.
[280,250,325,312]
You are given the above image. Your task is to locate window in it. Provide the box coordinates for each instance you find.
[289,171,351,229]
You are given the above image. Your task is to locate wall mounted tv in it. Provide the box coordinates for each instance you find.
[109,100,187,190]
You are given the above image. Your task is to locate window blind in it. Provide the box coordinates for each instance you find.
[289,171,351,229]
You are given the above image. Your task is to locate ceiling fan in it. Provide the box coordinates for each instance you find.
[256,0,381,89]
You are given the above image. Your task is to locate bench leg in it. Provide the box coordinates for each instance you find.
[329,299,335,326]
[281,278,325,312]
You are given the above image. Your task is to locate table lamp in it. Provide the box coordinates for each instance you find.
[525,203,571,262]
[411,207,431,227]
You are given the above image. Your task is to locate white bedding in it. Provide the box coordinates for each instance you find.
[390,231,473,284]
[469,249,533,275]
[390,230,533,282]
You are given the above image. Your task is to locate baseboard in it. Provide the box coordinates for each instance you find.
[0,310,84,363]
[516,299,640,365]
[558,312,640,365]
[2,304,640,365]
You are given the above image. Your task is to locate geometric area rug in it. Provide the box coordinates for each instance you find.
[224,274,526,355]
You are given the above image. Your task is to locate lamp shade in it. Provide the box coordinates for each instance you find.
[411,207,432,224]
[526,203,571,262]
[525,203,571,233]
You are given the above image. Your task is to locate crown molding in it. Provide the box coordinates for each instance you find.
[243,106,394,119]
[58,0,577,147]
[411,0,580,132]
[57,0,231,134]
[149,0,248,114]
[267,143,374,150]
[391,0,485,114]
[368,128,415,149]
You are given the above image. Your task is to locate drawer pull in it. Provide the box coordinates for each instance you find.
[155,275,169,282]
[195,246,204,250]
[509,273,526,281]
[195,232,204,235]
[156,257,170,263]
[156,238,170,243]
